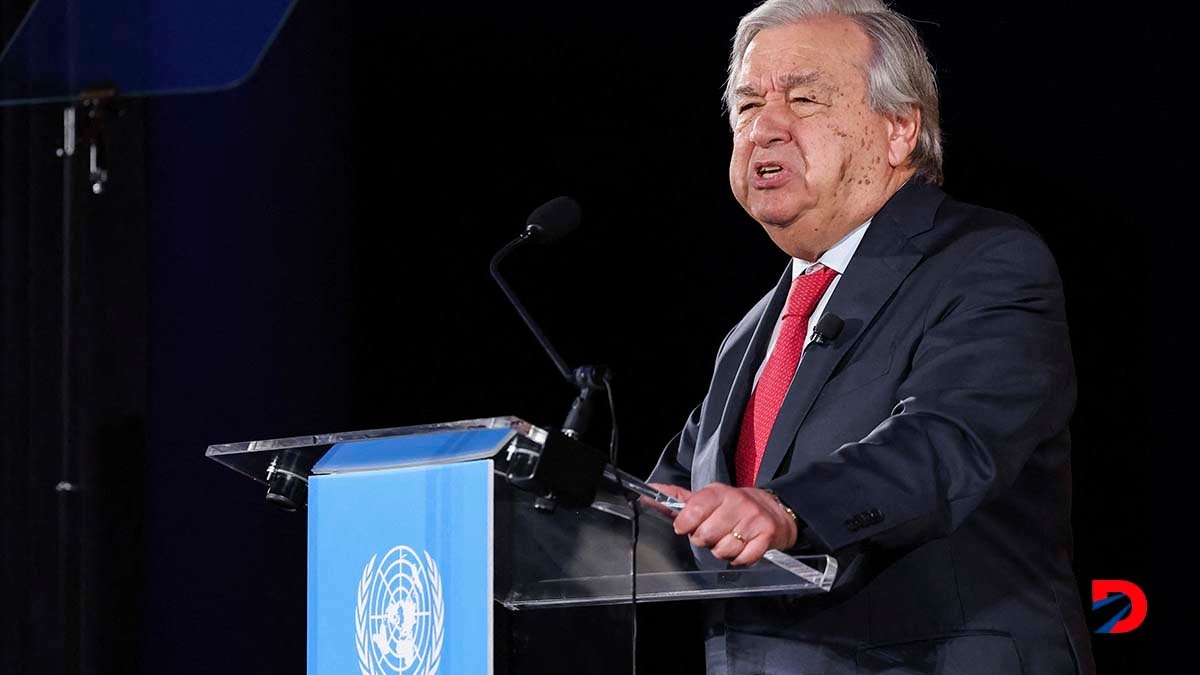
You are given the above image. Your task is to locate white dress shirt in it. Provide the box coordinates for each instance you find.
[752,219,872,388]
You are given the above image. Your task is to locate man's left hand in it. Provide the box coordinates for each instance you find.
[649,482,798,566]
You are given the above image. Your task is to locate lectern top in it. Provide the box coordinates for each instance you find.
[209,415,840,607]
[206,416,543,485]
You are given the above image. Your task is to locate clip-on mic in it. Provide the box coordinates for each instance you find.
[811,313,845,345]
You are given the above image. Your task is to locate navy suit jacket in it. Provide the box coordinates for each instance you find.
[650,181,1095,674]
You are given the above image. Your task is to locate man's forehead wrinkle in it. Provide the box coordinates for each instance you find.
[734,70,825,98]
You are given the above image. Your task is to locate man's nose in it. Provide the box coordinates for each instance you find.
[748,105,792,147]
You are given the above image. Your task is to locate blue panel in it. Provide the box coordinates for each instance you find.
[0,0,298,105]
[312,428,514,474]
[308,461,492,675]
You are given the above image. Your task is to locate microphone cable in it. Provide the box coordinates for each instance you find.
[604,369,618,465]
[628,493,640,675]
[608,367,635,674]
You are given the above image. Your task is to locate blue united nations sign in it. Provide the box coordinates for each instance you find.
[309,462,493,674]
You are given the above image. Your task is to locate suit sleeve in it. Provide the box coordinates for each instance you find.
[647,403,703,489]
[763,227,1076,554]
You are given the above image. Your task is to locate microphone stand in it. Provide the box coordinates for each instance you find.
[488,230,574,382]
[489,232,613,456]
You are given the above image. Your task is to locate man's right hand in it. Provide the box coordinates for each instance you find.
[649,481,799,566]
[641,482,692,517]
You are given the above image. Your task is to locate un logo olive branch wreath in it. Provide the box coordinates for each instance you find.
[355,548,445,675]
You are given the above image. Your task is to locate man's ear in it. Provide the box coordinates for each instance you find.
[886,105,921,169]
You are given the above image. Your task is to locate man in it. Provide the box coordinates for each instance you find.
[647,1,1096,672]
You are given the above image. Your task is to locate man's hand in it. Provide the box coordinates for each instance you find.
[647,482,798,566]
[639,483,692,517]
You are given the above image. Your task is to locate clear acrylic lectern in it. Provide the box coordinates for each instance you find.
[208,416,837,673]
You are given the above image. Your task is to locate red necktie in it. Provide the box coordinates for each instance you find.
[734,265,838,487]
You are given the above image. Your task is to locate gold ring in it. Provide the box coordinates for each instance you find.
[731,531,744,542]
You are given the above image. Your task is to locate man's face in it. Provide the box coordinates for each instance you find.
[729,17,908,259]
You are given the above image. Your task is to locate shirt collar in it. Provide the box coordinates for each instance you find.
[790,218,872,279]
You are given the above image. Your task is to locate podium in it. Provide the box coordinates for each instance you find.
[208,416,837,674]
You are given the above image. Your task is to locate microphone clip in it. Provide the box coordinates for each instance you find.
[810,312,845,346]
[571,365,610,391]
[562,366,610,440]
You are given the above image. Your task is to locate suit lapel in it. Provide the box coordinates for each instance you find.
[693,265,792,486]
[752,181,945,485]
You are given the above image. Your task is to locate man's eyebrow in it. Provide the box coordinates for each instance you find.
[734,71,824,98]
[780,71,823,89]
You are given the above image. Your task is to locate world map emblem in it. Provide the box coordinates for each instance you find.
[355,546,445,675]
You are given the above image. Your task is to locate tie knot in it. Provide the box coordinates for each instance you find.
[783,265,838,320]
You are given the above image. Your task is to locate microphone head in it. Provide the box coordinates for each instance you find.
[525,196,582,243]
[812,313,845,343]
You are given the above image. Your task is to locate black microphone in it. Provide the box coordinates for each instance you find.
[525,195,582,244]
[489,197,612,446]
[811,313,844,345]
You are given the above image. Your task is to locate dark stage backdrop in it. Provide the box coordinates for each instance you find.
[0,1,1185,673]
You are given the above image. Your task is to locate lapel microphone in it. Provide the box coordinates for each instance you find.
[811,313,845,345]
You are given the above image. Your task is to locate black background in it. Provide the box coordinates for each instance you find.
[0,0,1187,673]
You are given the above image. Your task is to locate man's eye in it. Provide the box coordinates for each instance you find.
[737,102,761,113]
[791,97,816,104]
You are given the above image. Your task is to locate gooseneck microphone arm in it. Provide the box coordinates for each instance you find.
[489,230,575,384]
[489,196,617,453]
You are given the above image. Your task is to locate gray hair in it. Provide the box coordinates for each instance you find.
[726,0,944,184]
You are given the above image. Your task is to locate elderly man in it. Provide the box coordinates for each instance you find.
[647,1,1096,673]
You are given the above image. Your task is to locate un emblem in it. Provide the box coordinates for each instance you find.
[355,546,445,675]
